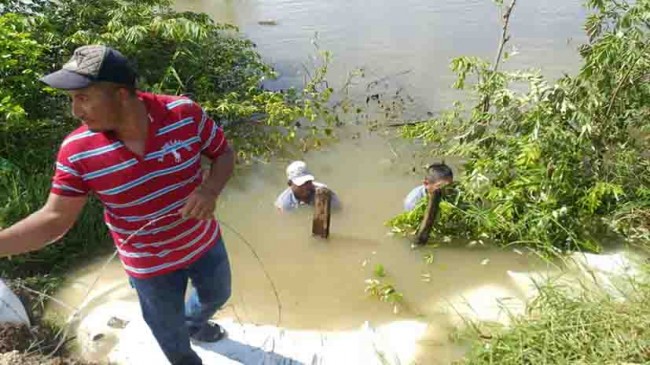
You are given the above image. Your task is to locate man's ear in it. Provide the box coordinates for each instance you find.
[117,87,133,102]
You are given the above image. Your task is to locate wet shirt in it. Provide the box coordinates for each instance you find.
[404,185,427,211]
[274,182,341,211]
[51,92,229,279]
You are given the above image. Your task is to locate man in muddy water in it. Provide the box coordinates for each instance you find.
[275,160,341,212]
[404,163,454,211]
[0,45,234,365]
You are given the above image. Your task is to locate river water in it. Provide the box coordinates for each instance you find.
[50,1,592,363]
[176,0,586,109]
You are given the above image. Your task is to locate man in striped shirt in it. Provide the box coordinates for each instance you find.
[0,45,235,365]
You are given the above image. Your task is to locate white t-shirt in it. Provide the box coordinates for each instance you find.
[404,185,427,211]
[274,181,341,211]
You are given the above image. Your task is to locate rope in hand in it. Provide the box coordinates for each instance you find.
[39,212,282,358]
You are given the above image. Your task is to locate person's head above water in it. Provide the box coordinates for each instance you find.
[423,163,453,194]
[286,161,316,202]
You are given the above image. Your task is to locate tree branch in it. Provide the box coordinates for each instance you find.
[462,0,517,145]
[387,120,429,127]
[606,44,650,118]
[481,0,517,113]
[492,0,517,75]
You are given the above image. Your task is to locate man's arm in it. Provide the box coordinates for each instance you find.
[179,102,236,220]
[180,145,235,220]
[0,193,87,257]
[199,145,235,199]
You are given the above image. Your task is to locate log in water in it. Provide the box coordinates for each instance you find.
[312,187,332,238]
[414,189,442,245]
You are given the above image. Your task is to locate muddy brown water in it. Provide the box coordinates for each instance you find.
[175,0,586,110]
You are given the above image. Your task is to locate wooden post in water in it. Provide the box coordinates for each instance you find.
[414,189,442,245]
[312,187,332,239]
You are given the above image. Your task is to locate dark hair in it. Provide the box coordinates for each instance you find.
[425,163,453,184]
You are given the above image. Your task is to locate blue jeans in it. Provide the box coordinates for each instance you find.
[129,237,232,365]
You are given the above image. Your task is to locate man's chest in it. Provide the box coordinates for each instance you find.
[76,130,203,204]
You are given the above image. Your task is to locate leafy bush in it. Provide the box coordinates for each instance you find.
[390,0,650,253]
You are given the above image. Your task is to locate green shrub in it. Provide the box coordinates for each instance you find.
[390,0,650,253]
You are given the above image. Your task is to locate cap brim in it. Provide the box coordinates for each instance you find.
[291,174,315,186]
[40,69,93,90]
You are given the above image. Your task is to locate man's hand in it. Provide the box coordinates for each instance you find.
[179,186,218,220]
[179,146,235,220]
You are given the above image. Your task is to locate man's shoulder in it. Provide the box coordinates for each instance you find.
[275,187,294,202]
[406,185,426,200]
[62,125,91,142]
[409,184,425,194]
[274,187,296,210]
[58,126,105,156]
[137,92,200,125]
[138,91,186,104]
[404,185,426,211]
[140,92,201,114]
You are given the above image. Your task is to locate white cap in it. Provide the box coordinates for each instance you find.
[286,161,315,186]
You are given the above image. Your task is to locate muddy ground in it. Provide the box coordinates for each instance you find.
[0,324,95,365]
[2,280,96,365]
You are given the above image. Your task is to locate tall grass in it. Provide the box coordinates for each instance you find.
[457,267,650,364]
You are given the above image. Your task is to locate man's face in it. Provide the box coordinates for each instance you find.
[68,83,126,132]
[423,177,453,194]
[290,180,315,202]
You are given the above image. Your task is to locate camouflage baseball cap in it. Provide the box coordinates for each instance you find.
[40,45,136,90]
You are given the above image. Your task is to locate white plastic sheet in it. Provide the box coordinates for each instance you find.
[73,299,427,365]
[0,279,30,325]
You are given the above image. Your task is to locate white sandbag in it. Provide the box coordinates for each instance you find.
[0,279,30,325]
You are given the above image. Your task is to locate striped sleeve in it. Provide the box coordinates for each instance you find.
[193,104,229,160]
[51,143,89,197]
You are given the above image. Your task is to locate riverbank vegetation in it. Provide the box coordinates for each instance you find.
[456,263,650,364]
[389,0,650,256]
[386,0,650,362]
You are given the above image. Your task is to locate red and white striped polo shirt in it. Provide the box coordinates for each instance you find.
[51,92,228,279]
